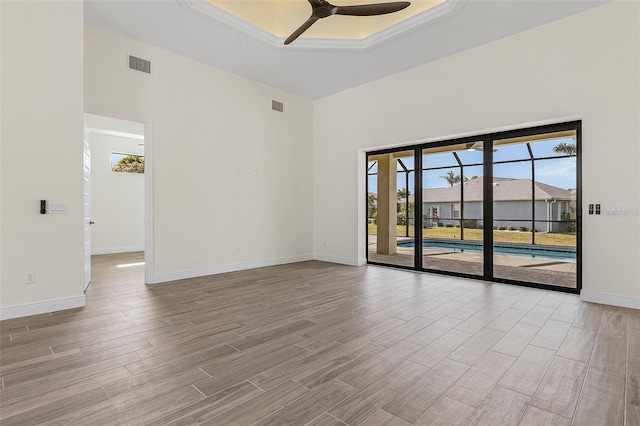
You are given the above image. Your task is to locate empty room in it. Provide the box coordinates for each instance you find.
[1,0,638,425]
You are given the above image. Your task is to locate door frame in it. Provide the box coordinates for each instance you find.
[365,120,581,294]
[83,108,154,286]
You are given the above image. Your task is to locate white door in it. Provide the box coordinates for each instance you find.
[83,127,92,290]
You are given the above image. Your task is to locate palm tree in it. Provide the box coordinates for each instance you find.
[441,170,461,186]
[553,142,576,156]
[397,187,410,201]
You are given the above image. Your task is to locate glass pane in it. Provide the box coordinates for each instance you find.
[422,145,483,276]
[492,137,577,289]
[367,152,415,268]
[493,141,530,162]
[530,137,577,158]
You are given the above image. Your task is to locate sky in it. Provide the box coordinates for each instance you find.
[368,137,577,193]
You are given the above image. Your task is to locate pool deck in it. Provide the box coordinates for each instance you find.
[367,236,577,289]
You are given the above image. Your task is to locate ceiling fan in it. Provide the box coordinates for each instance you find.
[284,0,411,45]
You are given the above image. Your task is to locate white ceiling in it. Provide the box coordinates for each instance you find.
[85,0,609,100]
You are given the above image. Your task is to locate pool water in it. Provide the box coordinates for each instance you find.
[397,239,576,263]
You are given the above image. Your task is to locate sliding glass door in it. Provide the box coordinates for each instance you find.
[421,142,484,277]
[492,130,578,288]
[367,150,416,268]
[366,121,581,292]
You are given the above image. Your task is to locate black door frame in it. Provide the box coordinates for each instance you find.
[366,120,582,294]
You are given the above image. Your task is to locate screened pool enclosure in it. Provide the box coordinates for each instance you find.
[367,122,581,292]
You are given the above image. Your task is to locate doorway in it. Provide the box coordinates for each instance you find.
[83,113,149,290]
[366,121,581,293]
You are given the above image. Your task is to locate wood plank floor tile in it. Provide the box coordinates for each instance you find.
[359,409,410,425]
[485,308,527,333]
[445,350,515,408]
[0,387,109,426]
[518,405,571,426]
[509,291,545,311]
[254,379,356,426]
[519,305,556,327]
[491,323,539,357]
[195,344,309,396]
[572,305,604,331]
[599,307,628,338]
[454,309,502,334]
[628,360,640,426]
[589,333,627,377]
[446,328,505,366]
[146,380,263,426]
[466,386,530,426]
[306,412,349,426]
[405,316,463,346]
[529,319,570,350]
[0,369,129,420]
[498,345,555,396]
[43,384,204,426]
[531,356,587,418]
[382,357,470,423]
[629,308,640,329]
[294,346,384,390]
[413,396,476,426]
[0,254,636,425]
[573,368,625,426]
[336,341,421,389]
[201,380,309,425]
[374,316,433,347]
[230,319,316,351]
[419,300,466,321]
[549,302,582,324]
[556,326,597,363]
[538,292,567,308]
[329,360,427,426]
[409,329,472,367]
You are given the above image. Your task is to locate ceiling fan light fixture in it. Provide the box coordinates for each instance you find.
[285,0,411,45]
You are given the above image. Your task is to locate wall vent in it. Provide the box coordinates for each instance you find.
[129,55,151,74]
[272,100,284,112]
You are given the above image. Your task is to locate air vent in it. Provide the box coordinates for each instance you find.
[272,100,284,112]
[129,55,151,74]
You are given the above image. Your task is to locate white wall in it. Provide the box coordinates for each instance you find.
[1,1,85,318]
[89,132,145,254]
[84,24,314,281]
[313,1,640,306]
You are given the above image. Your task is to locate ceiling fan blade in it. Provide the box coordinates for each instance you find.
[284,16,320,45]
[334,2,410,16]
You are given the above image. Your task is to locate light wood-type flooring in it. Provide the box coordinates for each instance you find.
[1,252,638,425]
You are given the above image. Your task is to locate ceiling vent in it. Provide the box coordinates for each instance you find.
[129,55,151,74]
[272,100,284,112]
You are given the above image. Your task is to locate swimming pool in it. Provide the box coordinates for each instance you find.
[397,239,576,263]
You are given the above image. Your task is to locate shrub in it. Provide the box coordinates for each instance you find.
[519,226,528,232]
[508,226,515,231]
[478,224,483,229]
[530,228,537,232]
[461,219,477,229]
[445,223,453,228]
[437,222,444,227]
[497,225,506,230]
[455,224,461,228]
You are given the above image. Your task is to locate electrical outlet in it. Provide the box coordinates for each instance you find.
[26,272,36,284]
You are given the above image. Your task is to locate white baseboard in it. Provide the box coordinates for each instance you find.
[0,295,86,321]
[91,246,144,255]
[149,254,314,284]
[313,254,366,267]
[580,290,640,310]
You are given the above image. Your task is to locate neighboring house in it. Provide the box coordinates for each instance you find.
[410,177,575,232]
